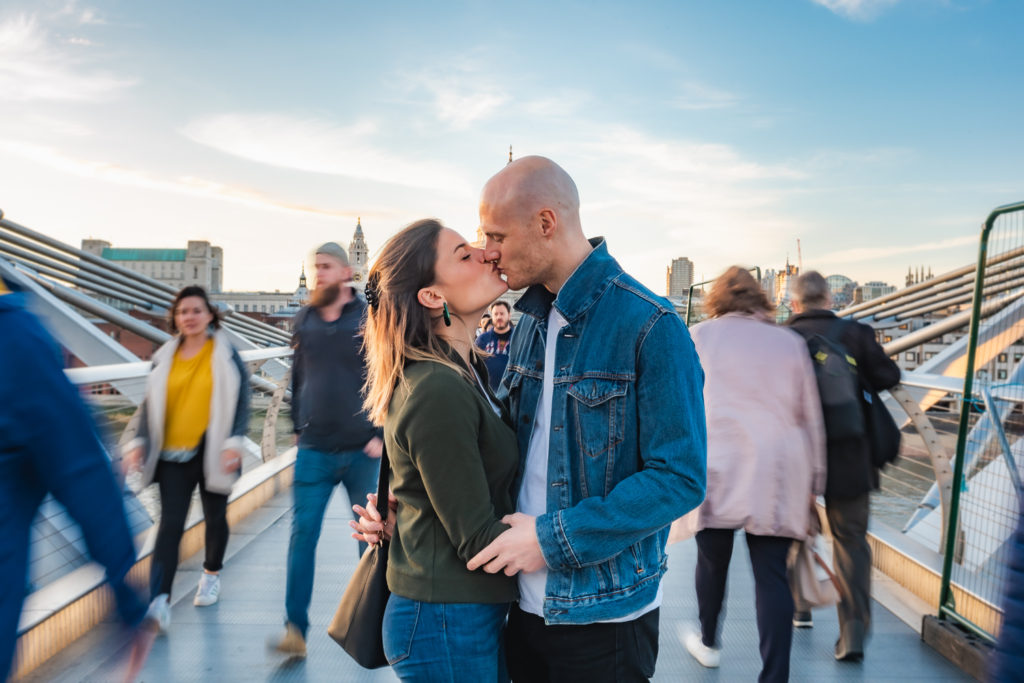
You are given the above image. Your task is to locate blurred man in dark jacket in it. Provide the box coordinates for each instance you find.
[788,271,901,662]
[0,273,152,680]
[990,499,1024,682]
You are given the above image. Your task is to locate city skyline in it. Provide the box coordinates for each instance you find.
[1,1,1022,294]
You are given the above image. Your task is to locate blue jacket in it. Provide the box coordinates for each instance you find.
[0,283,144,677]
[501,238,707,624]
[991,497,1024,681]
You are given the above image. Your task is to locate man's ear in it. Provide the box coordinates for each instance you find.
[538,208,557,238]
[417,286,445,311]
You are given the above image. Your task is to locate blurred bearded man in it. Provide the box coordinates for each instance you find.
[269,242,382,658]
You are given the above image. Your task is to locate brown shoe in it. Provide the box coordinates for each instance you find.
[268,623,307,657]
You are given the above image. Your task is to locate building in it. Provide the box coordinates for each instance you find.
[774,261,800,307]
[761,268,778,303]
[349,218,369,286]
[211,266,309,323]
[82,239,223,293]
[666,257,695,298]
[855,280,897,303]
[905,266,934,287]
[826,274,857,308]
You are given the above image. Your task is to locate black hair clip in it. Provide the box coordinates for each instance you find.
[364,272,380,309]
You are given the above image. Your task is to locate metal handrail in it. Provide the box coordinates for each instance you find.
[66,347,293,395]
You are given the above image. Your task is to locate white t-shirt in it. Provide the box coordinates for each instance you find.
[516,306,662,621]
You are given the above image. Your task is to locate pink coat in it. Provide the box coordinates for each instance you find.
[678,312,826,541]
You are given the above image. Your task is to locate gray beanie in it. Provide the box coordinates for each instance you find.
[315,241,349,265]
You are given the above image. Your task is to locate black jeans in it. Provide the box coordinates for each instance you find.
[149,455,229,599]
[506,603,659,683]
[695,529,794,683]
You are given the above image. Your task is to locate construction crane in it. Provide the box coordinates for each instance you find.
[797,238,803,273]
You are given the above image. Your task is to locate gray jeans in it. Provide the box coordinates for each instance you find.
[825,493,871,656]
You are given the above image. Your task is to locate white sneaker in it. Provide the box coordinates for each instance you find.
[193,572,220,607]
[145,595,171,633]
[682,627,721,668]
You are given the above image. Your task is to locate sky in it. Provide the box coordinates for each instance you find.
[1,0,1022,295]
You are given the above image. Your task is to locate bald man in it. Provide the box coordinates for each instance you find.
[467,157,707,682]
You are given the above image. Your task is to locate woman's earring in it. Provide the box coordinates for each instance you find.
[442,302,452,327]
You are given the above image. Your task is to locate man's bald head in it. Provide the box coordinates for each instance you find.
[478,156,594,292]
[481,156,581,233]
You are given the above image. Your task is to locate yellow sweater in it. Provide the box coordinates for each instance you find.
[163,338,214,450]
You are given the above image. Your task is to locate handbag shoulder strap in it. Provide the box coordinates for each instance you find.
[375,439,390,522]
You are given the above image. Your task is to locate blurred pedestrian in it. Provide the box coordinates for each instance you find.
[680,266,826,683]
[0,273,153,681]
[990,498,1024,682]
[788,271,900,661]
[269,242,382,657]
[474,300,515,390]
[122,285,250,632]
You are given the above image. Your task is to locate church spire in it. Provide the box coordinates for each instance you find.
[349,217,369,285]
[508,145,513,164]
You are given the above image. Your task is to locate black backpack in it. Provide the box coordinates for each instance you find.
[801,320,866,442]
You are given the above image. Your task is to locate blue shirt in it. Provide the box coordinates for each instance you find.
[474,325,514,390]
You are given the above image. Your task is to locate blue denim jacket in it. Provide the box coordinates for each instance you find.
[501,238,707,624]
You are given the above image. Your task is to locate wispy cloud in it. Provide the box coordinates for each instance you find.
[672,81,739,111]
[0,14,134,101]
[0,139,402,221]
[815,234,977,263]
[53,1,107,26]
[181,113,473,194]
[401,58,510,129]
[564,124,808,282]
[810,0,902,20]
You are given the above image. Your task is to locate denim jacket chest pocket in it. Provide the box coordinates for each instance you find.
[566,378,629,496]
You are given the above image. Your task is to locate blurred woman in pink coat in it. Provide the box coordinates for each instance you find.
[681,266,826,683]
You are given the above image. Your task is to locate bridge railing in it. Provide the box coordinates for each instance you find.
[938,201,1024,643]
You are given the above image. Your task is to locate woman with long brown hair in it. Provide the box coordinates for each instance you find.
[354,218,519,681]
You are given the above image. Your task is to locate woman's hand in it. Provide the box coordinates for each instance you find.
[221,448,242,473]
[350,491,397,544]
[122,446,144,475]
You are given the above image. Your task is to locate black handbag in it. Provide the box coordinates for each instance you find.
[863,386,901,469]
[327,443,391,669]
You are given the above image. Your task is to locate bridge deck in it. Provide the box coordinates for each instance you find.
[24,490,969,682]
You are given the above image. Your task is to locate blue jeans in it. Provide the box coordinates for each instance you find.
[1,452,146,679]
[383,594,510,682]
[285,447,380,637]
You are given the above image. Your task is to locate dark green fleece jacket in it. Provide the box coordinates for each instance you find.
[384,352,519,604]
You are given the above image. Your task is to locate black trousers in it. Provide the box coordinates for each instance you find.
[149,456,229,599]
[506,603,659,683]
[695,529,794,683]
[825,493,871,657]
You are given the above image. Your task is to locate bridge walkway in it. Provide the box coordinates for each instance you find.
[24,490,970,682]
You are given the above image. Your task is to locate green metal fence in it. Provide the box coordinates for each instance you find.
[939,200,1024,642]
[685,266,762,327]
